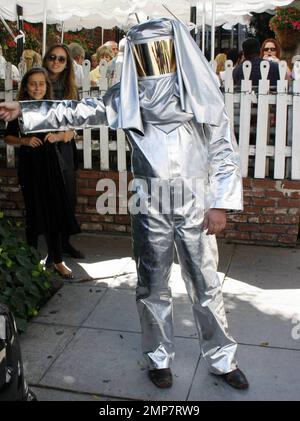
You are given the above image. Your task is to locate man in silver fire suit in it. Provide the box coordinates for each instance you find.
[0,17,248,390]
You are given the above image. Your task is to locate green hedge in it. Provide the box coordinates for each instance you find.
[0,212,53,331]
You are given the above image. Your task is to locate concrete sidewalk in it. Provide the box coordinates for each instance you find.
[20,233,300,401]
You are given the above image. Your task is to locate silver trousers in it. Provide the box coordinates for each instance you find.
[132,203,238,375]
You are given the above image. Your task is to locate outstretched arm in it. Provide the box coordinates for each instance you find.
[0,102,21,121]
[0,98,108,133]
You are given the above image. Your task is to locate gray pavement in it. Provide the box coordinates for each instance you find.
[20,233,300,401]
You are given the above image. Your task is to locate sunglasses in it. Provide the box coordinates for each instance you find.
[47,54,67,63]
[263,47,276,52]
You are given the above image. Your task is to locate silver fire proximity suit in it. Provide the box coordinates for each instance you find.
[19,18,243,375]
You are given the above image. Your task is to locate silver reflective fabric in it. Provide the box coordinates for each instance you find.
[20,17,243,375]
[19,98,107,133]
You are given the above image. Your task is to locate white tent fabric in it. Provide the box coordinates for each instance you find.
[0,0,295,30]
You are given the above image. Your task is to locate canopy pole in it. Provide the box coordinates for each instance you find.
[17,5,24,63]
[190,5,197,41]
[230,25,234,48]
[211,0,216,61]
[42,0,47,57]
[0,14,18,40]
[162,4,184,23]
[201,0,206,53]
[61,21,64,43]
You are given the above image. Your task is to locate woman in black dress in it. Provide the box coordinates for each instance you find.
[42,44,84,260]
[4,67,80,278]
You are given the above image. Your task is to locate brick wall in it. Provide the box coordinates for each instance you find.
[0,169,299,246]
[218,178,300,246]
[0,169,25,224]
[76,170,132,234]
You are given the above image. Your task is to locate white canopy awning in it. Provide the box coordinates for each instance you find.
[0,0,295,30]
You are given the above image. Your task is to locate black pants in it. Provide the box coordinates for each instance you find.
[25,228,38,249]
[45,232,63,264]
[25,229,63,264]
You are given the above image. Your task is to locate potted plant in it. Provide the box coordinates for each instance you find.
[269,6,300,50]
[0,212,62,331]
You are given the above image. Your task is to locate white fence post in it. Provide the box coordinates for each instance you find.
[239,61,252,177]
[291,61,300,180]
[99,126,109,170]
[82,59,92,169]
[254,60,270,178]
[4,62,15,168]
[98,61,110,171]
[117,129,127,171]
[18,60,27,79]
[224,60,234,124]
[274,61,288,179]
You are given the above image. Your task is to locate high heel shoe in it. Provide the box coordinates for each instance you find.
[53,263,74,280]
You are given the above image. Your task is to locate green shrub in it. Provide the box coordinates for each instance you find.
[0,211,52,331]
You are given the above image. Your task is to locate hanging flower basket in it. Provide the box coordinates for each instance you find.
[269,6,300,50]
[274,28,300,50]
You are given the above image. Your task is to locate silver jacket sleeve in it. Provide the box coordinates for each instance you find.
[208,111,243,211]
[19,98,108,133]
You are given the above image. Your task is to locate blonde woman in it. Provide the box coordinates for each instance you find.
[90,45,114,86]
[22,49,42,70]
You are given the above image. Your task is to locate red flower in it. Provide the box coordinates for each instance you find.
[7,40,16,47]
[24,22,31,31]
[292,21,300,30]
[269,6,300,32]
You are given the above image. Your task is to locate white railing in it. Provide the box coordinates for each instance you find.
[1,58,300,180]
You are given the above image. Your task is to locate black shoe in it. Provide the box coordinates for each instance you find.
[62,243,85,259]
[221,368,249,390]
[148,368,173,389]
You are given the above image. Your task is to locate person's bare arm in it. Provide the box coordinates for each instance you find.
[4,134,43,148]
[44,131,75,143]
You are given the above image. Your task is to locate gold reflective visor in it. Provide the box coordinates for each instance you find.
[132,39,176,77]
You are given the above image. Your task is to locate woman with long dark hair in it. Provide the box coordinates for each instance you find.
[43,44,84,261]
[4,67,80,278]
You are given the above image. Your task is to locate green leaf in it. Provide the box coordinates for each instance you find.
[2,287,13,297]
[5,259,13,268]
[27,308,38,317]
[16,255,32,268]
[44,281,51,289]
[31,271,40,278]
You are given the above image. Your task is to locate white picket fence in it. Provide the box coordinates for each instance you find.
[223,59,300,180]
[1,58,300,180]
